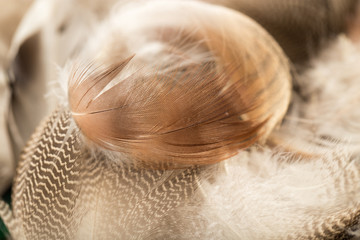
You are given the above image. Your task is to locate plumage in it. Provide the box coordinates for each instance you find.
[9,107,202,239]
[1,0,360,239]
[68,1,291,168]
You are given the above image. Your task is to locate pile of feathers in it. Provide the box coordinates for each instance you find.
[1,0,360,239]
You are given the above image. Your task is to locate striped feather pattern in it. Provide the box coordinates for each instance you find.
[12,109,81,239]
[10,108,201,239]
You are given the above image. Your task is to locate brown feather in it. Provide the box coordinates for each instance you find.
[68,1,291,168]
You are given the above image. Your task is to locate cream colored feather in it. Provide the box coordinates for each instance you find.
[0,0,33,196]
[0,0,119,196]
[1,0,360,239]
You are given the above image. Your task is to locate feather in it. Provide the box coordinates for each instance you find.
[7,0,97,163]
[178,36,360,239]
[2,0,360,239]
[8,107,202,239]
[68,0,291,168]
[0,0,33,196]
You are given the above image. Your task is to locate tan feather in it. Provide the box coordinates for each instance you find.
[68,0,291,168]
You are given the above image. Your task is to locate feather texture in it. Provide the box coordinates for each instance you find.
[68,0,291,168]
[6,36,360,238]
[1,0,360,239]
[9,107,202,239]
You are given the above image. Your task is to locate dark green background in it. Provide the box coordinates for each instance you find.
[0,187,11,240]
